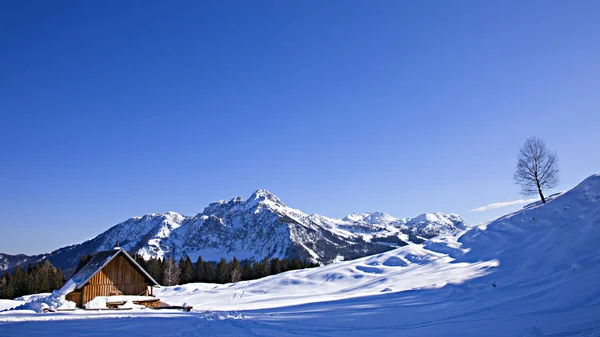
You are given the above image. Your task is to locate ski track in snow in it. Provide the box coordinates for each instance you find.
[1,174,600,336]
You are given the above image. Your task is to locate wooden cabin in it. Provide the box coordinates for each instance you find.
[64,248,159,307]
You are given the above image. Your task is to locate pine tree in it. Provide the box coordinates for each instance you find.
[281,258,290,272]
[216,258,228,284]
[12,265,28,298]
[291,258,304,270]
[0,274,8,299]
[229,257,242,283]
[40,260,53,293]
[31,263,42,294]
[241,261,252,281]
[144,257,161,285]
[205,261,215,283]
[178,257,186,282]
[270,258,282,275]
[251,260,261,279]
[261,257,271,277]
[3,274,14,299]
[133,253,148,271]
[194,257,205,283]
[179,256,194,284]
[52,267,65,290]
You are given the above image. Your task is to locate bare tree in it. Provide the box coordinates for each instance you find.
[514,137,559,203]
[162,256,180,286]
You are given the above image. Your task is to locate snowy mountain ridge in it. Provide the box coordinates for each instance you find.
[1,190,466,274]
[0,254,38,272]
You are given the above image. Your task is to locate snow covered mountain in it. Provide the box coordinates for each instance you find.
[2,190,466,274]
[0,253,40,273]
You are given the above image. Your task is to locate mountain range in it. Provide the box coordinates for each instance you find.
[0,189,466,276]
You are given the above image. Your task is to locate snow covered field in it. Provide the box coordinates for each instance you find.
[1,174,599,336]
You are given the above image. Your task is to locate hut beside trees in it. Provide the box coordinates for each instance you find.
[64,247,159,307]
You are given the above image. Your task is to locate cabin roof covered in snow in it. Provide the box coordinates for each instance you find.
[67,248,159,289]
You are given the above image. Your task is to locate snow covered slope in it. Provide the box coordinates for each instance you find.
[0,253,40,272]
[158,174,600,313]
[4,190,466,273]
[1,174,599,336]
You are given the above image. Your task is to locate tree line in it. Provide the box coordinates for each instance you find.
[0,260,65,300]
[132,254,318,286]
[0,253,317,299]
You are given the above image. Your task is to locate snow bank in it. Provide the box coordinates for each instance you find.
[13,293,52,302]
[84,296,153,310]
[0,299,25,311]
[5,280,77,313]
[157,242,498,310]
[84,297,107,310]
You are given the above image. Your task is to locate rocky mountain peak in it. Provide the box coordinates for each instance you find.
[1,189,468,273]
[248,189,285,206]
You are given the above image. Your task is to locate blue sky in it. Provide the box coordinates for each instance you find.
[1,1,599,254]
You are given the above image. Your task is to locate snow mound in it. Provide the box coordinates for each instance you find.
[6,280,77,313]
[84,297,107,310]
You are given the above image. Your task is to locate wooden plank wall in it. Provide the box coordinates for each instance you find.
[80,254,149,306]
[65,291,82,307]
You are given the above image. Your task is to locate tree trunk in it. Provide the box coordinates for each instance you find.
[535,177,546,203]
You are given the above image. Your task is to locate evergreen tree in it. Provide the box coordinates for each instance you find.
[241,261,252,281]
[133,253,148,271]
[261,257,271,277]
[291,258,304,270]
[229,257,242,283]
[251,260,262,279]
[3,274,14,299]
[0,274,8,299]
[12,265,27,298]
[41,260,53,293]
[146,257,164,285]
[179,256,194,284]
[205,261,215,283]
[178,257,186,282]
[216,258,229,284]
[31,263,42,294]
[281,258,290,272]
[270,258,282,275]
[52,267,65,290]
[194,257,205,283]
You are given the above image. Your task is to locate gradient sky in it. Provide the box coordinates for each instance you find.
[1,1,599,255]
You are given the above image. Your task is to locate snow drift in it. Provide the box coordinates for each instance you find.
[4,280,77,313]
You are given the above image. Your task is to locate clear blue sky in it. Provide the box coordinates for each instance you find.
[1,1,599,255]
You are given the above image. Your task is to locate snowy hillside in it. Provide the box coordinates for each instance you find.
[3,190,466,273]
[0,253,41,272]
[1,174,599,336]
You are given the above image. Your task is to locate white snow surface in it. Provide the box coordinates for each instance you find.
[1,174,600,337]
